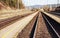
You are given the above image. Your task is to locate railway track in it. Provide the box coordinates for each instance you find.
[17,12,39,38]
[0,11,60,38]
[17,12,60,38]
[0,13,32,30]
[20,12,51,38]
[0,11,39,38]
[29,12,60,38]
[42,12,60,38]
[49,12,60,16]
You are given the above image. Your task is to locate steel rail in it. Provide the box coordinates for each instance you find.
[42,14,60,38]
[41,11,60,23]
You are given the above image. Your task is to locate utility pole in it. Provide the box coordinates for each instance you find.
[57,0,59,7]
[58,0,59,6]
[17,0,19,9]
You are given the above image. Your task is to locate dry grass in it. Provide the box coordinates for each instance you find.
[0,9,33,20]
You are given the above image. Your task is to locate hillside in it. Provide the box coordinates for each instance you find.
[0,0,25,10]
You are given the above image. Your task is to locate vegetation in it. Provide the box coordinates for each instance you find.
[43,5,50,12]
[55,6,60,12]
[0,0,24,9]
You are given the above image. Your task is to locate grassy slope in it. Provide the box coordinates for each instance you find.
[0,0,25,10]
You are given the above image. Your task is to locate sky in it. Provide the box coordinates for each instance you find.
[22,0,60,6]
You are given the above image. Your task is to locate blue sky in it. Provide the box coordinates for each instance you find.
[22,0,60,6]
